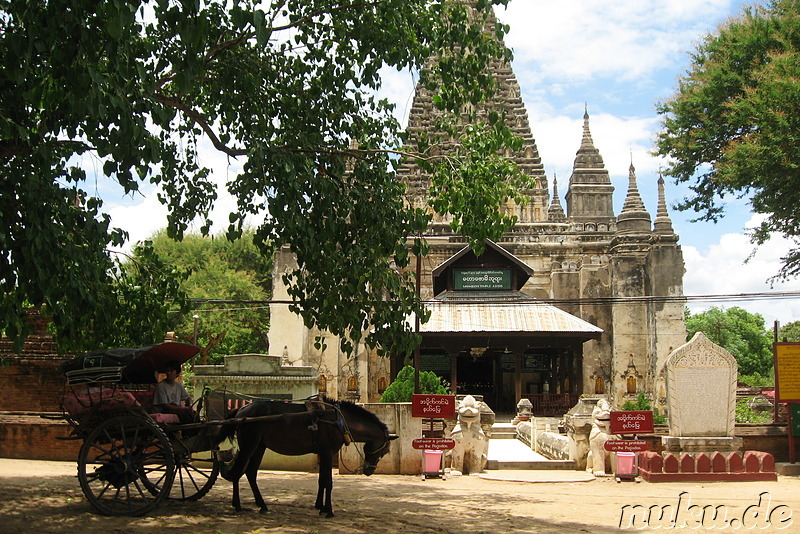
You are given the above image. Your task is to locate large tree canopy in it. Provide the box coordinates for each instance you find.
[1,0,527,355]
[779,319,800,341]
[685,306,773,378]
[145,229,272,363]
[656,0,800,279]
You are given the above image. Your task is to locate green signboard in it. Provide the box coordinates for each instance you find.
[454,268,511,291]
[420,353,451,372]
[792,403,800,437]
[524,354,549,371]
[501,353,515,372]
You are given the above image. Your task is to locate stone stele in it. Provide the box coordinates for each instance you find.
[664,331,738,438]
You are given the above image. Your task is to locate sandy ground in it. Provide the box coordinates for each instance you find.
[1,458,799,533]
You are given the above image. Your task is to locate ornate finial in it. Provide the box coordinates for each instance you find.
[620,161,647,214]
[616,160,651,233]
[548,171,566,222]
[654,169,675,235]
[580,105,594,148]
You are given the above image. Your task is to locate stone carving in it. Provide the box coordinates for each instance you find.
[665,332,737,438]
[512,398,532,425]
[448,395,488,475]
[585,398,617,476]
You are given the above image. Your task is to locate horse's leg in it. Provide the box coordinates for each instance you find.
[316,450,335,517]
[231,476,242,512]
[246,444,269,513]
[314,461,324,512]
[227,433,257,512]
[226,452,248,512]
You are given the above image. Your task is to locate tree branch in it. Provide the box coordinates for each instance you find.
[268,1,384,33]
[150,93,248,157]
[0,139,95,160]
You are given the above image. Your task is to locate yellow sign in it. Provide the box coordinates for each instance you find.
[774,343,800,402]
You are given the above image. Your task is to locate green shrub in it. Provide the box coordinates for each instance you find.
[738,370,774,387]
[735,397,772,423]
[621,392,667,425]
[379,365,449,402]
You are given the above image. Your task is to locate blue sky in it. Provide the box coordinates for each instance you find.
[105,0,800,326]
[491,0,799,326]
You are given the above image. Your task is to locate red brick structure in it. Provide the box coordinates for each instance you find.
[637,450,778,482]
[0,311,80,461]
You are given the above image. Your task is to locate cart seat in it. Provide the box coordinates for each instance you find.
[62,389,139,417]
[148,412,180,424]
[127,390,181,424]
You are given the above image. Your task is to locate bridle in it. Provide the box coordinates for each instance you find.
[311,398,392,474]
[359,430,391,473]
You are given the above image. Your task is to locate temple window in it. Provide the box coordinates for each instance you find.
[594,377,605,394]
[347,376,359,392]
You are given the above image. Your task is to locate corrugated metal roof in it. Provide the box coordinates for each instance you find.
[410,291,603,336]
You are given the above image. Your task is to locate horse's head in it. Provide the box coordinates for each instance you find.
[361,434,398,476]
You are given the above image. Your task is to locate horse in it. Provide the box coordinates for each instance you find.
[218,397,396,517]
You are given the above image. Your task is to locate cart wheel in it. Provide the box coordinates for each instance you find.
[169,453,219,501]
[78,413,175,516]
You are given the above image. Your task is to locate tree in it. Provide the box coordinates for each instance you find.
[379,365,449,402]
[145,229,272,363]
[779,320,800,342]
[685,306,773,377]
[1,1,527,355]
[656,0,800,279]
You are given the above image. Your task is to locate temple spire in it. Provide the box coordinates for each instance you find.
[580,103,595,150]
[616,161,651,233]
[548,173,566,222]
[565,106,615,225]
[621,161,648,214]
[654,171,676,236]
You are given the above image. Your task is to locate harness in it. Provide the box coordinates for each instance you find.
[304,397,390,474]
[305,398,353,445]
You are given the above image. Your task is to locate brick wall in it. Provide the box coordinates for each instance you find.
[0,310,77,461]
[0,310,68,412]
[0,414,81,461]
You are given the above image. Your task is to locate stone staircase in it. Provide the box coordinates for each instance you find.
[486,422,576,470]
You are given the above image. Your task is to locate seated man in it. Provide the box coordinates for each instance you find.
[153,360,197,424]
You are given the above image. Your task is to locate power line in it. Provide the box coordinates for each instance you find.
[186,290,800,310]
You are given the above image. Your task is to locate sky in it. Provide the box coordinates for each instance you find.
[104,0,800,327]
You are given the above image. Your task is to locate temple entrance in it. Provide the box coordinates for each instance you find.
[416,346,584,415]
[397,239,603,415]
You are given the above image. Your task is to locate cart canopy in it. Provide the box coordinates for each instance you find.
[61,343,200,384]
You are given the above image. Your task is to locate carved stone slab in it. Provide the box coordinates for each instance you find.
[665,332,737,437]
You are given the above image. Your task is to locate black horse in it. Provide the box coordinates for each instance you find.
[218,397,396,517]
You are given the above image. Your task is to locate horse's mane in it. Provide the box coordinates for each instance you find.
[321,396,388,433]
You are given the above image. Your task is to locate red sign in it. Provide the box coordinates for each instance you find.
[604,440,649,452]
[411,394,456,419]
[412,438,456,450]
[610,411,654,434]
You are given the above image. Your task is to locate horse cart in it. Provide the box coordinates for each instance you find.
[58,342,395,518]
[58,342,237,516]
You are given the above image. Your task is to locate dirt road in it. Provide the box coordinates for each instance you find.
[1,458,798,533]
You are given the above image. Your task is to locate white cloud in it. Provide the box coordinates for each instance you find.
[497,0,738,84]
[683,215,800,325]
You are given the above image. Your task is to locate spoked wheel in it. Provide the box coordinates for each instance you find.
[78,413,175,516]
[169,453,219,501]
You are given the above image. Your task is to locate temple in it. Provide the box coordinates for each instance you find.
[269,12,686,415]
